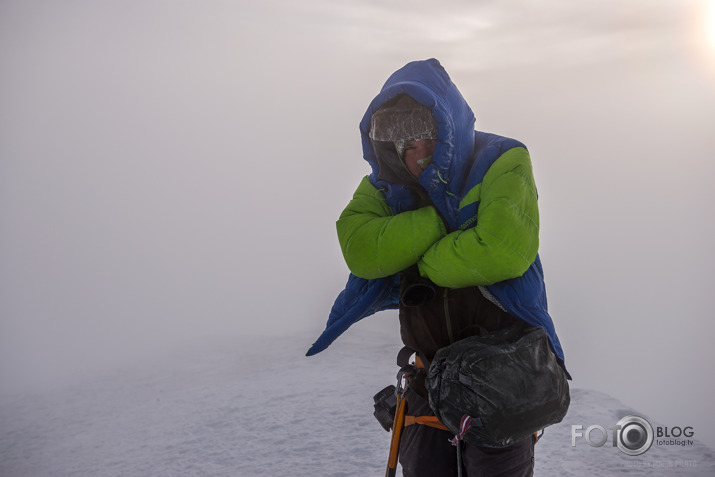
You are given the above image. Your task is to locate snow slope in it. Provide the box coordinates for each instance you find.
[1,327,713,476]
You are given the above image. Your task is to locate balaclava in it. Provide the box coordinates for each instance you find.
[369,94,437,186]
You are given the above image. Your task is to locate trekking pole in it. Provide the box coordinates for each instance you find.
[385,366,413,477]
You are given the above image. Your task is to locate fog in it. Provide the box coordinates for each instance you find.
[2,0,715,449]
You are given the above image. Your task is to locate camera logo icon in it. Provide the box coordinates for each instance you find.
[614,415,654,456]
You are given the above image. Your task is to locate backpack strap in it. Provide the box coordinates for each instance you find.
[404,415,449,431]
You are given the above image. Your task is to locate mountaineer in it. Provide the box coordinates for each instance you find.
[308,58,569,476]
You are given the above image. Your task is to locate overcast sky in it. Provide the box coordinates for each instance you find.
[2,0,715,448]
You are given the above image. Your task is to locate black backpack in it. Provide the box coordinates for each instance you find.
[426,325,570,447]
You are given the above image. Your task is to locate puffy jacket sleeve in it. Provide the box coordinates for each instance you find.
[337,176,447,279]
[417,147,539,287]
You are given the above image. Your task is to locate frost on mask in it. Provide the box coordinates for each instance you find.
[369,94,438,184]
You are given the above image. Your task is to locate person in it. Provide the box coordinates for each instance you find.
[307,58,568,477]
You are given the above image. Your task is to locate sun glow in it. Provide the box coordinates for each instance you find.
[691,0,715,75]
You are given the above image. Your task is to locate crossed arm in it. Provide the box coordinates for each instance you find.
[337,147,540,288]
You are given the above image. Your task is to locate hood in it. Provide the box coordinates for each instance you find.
[359,59,476,217]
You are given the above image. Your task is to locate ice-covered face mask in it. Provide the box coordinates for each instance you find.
[402,138,437,178]
[416,155,433,170]
[370,95,438,180]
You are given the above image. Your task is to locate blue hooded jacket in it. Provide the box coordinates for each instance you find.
[307,59,568,376]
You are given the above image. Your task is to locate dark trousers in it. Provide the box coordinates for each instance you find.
[399,389,535,477]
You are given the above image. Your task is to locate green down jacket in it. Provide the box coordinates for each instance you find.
[337,146,539,289]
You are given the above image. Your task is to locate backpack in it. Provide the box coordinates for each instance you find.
[425,324,570,447]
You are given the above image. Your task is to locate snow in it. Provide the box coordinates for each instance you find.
[1,327,714,477]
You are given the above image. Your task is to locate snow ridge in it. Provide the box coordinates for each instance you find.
[1,329,713,476]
